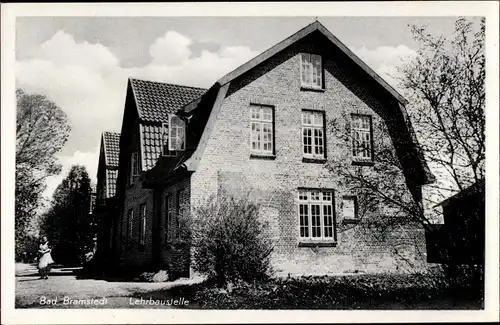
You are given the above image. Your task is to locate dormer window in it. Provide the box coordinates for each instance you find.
[300,53,322,89]
[161,115,186,156]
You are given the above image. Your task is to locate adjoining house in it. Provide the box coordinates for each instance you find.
[103,21,435,277]
[93,131,120,267]
[425,179,485,266]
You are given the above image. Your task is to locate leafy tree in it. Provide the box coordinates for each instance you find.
[15,89,71,260]
[41,165,95,265]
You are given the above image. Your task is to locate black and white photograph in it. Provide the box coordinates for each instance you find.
[1,2,499,324]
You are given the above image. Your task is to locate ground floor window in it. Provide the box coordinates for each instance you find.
[298,189,336,241]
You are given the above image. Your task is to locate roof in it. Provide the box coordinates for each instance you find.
[140,124,164,171]
[145,21,434,187]
[217,20,408,105]
[129,78,206,123]
[436,179,485,208]
[102,132,120,168]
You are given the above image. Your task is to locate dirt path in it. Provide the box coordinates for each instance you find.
[15,263,201,309]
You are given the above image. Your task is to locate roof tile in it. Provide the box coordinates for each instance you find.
[103,132,120,168]
[130,78,206,123]
[106,169,118,198]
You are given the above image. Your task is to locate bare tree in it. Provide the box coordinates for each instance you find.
[326,17,485,271]
[400,17,485,195]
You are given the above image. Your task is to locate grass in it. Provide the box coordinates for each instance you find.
[138,273,484,310]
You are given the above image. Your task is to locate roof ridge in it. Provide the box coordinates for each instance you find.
[129,77,207,91]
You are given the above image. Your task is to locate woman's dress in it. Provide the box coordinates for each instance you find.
[38,242,54,269]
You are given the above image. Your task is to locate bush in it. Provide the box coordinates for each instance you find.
[189,194,274,287]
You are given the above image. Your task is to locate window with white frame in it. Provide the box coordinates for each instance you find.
[302,110,325,159]
[342,196,358,220]
[298,189,335,240]
[300,53,322,89]
[175,189,184,239]
[161,123,176,157]
[165,194,173,242]
[250,105,274,154]
[130,152,140,184]
[352,114,373,160]
[139,204,146,246]
[168,115,186,151]
[127,209,134,245]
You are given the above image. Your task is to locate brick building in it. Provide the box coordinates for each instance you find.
[104,21,435,277]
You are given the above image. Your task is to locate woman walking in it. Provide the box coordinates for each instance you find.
[38,236,54,279]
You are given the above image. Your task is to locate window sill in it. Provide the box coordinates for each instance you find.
[300,86,325,93]
[250,153,276,160]
[343,219,360,225]
[303,157,327,164]
[352,160,374,166]
[298,241,337,247]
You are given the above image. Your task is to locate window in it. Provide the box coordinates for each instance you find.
[161,123,176,157]
[342,196,358,220]
[168,115,186,151]
[352,114,373,161]
[298,189,335,241]
[130,152,140,184]
[139,204,147,246]
[175,189,185,239]
[302,110,325,159]
[300,53,322,89]
[165,194,172,242]
[250,105,274,155]
[127,209,134,244]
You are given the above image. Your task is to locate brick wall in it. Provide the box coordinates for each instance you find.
[190,34,428,276]
[117,120,156,269]
[159,176,191,277]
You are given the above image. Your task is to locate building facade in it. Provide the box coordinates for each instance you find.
[105,21,435,277]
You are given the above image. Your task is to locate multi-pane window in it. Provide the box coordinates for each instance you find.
[302,110,325,158]
[300,53,322,89]
[168,115,186,151]
[130,152,140,184]
[342,196,358,220]
[250,105,274,154]
[127,209,134,245]
[298,189,335,240]
[161,123,176,157]
[165,194,172,242]
[139,204,147,246]
[175,189,184,239]
[352,114,372,160]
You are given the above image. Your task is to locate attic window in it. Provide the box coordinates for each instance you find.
[161,123,176,157]
[300,53,322,89]
[168,115,186,151]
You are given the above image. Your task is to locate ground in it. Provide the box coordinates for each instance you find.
[15,263,202,309]
[15,263,483,310]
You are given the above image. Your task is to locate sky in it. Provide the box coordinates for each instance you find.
[15,16,463,201]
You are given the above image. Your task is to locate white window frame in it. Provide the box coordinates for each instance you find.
[165,194,173,242]
[168,115,186,152]
[161,122,176,157]
[301,110,325,159]
[351,114,373,161]
[250,105,274,155]
[298,189,335,241]
[127,209,134,244]
[342,195,358,221]
[139,204,147,246]
[130,152,140,184]
[300,53,323,89]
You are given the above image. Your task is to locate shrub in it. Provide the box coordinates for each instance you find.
[189,194,274,287]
